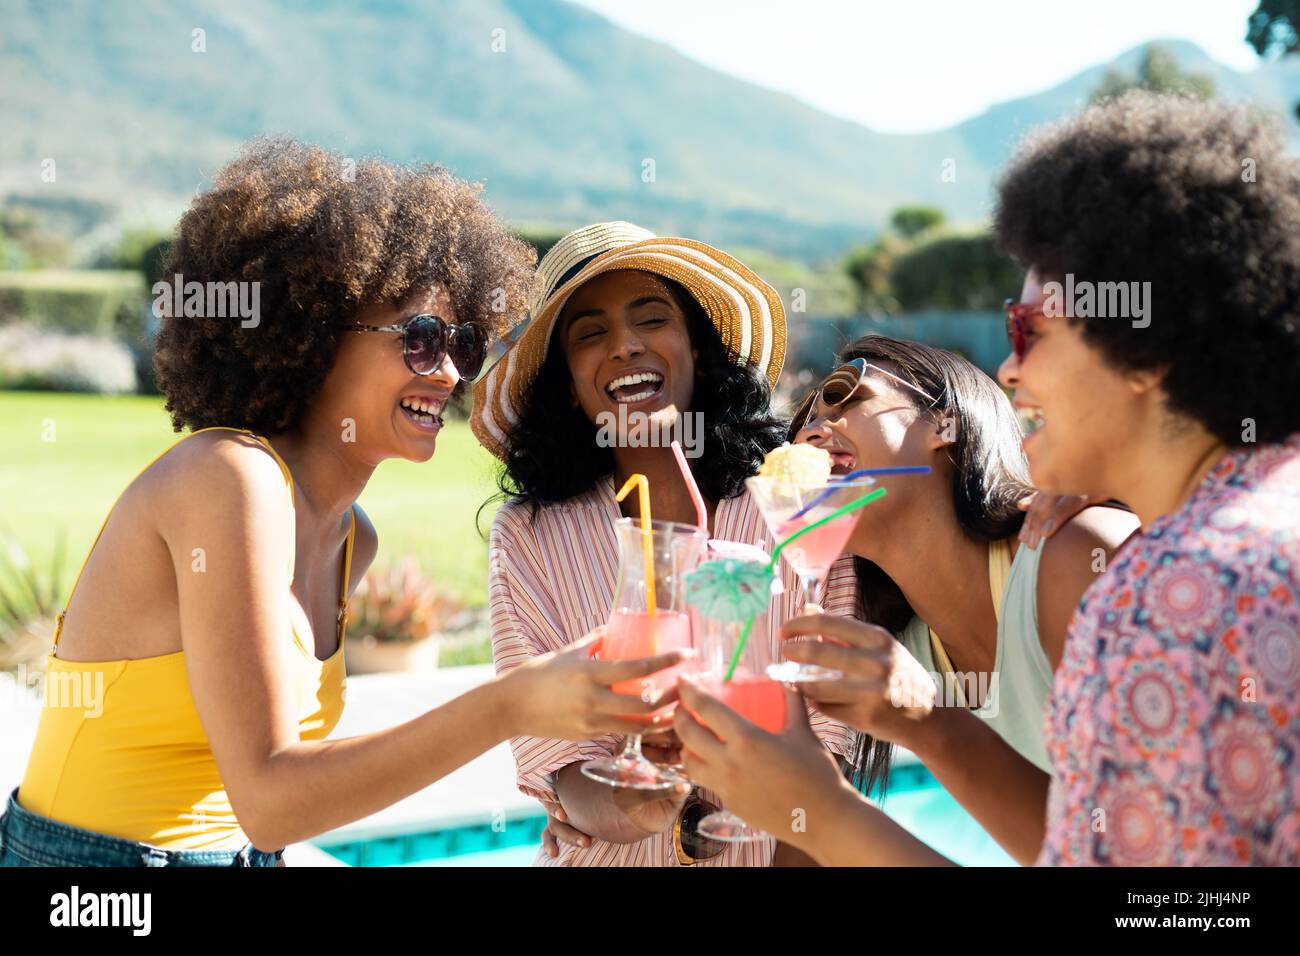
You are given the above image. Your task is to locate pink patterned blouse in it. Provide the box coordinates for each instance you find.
[489,477,857,866]
[1040,434,1300,865]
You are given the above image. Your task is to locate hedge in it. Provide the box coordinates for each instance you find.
[0,270,149,345]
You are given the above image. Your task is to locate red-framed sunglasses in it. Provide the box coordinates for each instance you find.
[1003,298,1046,361]
[344,314,486,380]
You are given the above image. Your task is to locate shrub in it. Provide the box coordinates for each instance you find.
[888,232,1023,311]
[0,531,63,672]
[347,558,471,644]
[0,270,149,342]
[0,323,138,393]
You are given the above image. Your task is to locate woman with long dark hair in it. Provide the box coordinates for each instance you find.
[780,334,1135,862]
[673,92,1300,866]
[472,222,857,866]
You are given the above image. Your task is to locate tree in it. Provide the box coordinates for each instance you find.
[889,205,945,240]
[844,237,905,314]
[1091,43,1214,105]
[844,205,946,312]
[888,233,1022,312]
[513,229,566,263]
[1247,1,1300,118]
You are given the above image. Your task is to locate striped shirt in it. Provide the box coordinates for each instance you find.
[489,476,858,866]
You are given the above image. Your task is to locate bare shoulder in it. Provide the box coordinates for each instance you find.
[1056,504,1141,550]
[1038,505,1138,586]
[133,430,293,535]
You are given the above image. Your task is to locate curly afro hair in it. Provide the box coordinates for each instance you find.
[994,91,1300,445]
[153,137,536,433]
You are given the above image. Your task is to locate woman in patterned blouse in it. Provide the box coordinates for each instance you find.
[674,91,1300,866]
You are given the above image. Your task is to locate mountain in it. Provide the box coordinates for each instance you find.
[2,1,1298,259]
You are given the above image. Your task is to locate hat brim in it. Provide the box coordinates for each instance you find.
[471,237,786,462]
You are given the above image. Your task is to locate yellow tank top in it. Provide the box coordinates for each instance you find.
[927,537,1012,708]
[18,427,353,850]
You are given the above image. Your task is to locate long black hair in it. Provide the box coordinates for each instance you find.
[494,276,786,512]
[790,334,1035,795]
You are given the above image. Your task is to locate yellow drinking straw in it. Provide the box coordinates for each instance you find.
[615,473,656,618]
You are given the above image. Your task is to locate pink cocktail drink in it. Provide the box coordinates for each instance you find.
[746,474,875,684]
[582,516,706,791]
[605,607,692,721]
[695,670,787,733]
[773,508,859,580]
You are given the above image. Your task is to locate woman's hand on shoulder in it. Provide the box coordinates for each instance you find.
[1017,492,1106,548]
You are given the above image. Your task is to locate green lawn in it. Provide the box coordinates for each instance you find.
[0,391,503,607]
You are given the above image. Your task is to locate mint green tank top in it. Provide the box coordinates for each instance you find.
[897,540,1054,772]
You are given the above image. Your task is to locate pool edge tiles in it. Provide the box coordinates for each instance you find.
[314,813,548,867]
[312,759,1017,867]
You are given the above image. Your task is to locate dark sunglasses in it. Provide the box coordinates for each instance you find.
[804,357,938,428]
[343,314,486,380]
[1003,298,1046,362]
[673,791,726,864]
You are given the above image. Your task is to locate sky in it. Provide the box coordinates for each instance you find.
[571,0,1264,133]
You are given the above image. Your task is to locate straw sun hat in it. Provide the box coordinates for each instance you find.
[471,221,788,461]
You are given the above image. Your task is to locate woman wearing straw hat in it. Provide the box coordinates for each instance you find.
[472,222,858,866]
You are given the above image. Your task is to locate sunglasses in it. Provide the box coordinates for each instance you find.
[804,357,938,428]
[343,314,487,380]
[1003,299,1046,362]
[673,791,726,864]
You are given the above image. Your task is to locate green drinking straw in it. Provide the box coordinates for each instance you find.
[723,486,887,682]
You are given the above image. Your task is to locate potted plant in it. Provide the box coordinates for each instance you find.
[343,558,467,674]
[0,531,63,675]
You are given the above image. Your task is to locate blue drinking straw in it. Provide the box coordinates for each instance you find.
[833,465,932,481]
[788,466,931,521]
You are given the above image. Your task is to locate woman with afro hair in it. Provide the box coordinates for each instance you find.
[1,140,691,867]
[673,92,1300,867]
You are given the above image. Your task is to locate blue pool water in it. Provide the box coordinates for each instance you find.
[314,761,1015,866]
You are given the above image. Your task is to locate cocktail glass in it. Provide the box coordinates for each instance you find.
[745,476,876,684]
[581,517,707,790]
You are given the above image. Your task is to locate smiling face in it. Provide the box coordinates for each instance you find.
[310,285,459,465]
[793,360,949,542]
[995,268,1145,496]
[558,270,697,429]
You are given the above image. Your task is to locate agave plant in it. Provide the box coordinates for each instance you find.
[0,529,65,671]
[346,558,469,644]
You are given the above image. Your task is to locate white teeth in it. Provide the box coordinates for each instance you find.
[606,372,664,395]
[400,397,442,424]
[401,397,442,415]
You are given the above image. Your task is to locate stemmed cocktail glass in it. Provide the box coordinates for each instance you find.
[745,476,876,684]
[581,517,708,790]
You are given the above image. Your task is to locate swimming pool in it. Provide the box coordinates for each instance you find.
[313,761,1016,866]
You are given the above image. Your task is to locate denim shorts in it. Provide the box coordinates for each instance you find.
[0,788,283,867]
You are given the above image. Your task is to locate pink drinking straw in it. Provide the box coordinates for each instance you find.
[670,440,708,532]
